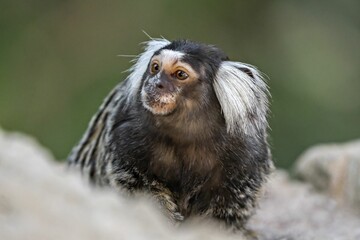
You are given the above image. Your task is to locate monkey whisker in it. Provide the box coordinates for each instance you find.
[142,30,153,40]
[117,54,138,58]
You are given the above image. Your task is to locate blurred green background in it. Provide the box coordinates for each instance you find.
[0,0,359,169]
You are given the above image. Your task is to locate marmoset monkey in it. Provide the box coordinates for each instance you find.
[68,38,272,230]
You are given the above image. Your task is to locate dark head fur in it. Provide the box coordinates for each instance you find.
[126,39,270,139]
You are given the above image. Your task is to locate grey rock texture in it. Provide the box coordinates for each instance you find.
[1,129,360,240]
[295,140,360,214]
[250,171,360,240]
[0,129,240,240]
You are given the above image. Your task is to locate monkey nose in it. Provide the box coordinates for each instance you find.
[156,82,164,89]
[152,76,175,92]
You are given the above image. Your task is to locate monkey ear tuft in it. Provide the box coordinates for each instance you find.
[125,38,170,105]
[236,66,254,79]
[213,61,269,136]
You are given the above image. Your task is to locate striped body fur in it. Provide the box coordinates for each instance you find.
[68,39,272,230]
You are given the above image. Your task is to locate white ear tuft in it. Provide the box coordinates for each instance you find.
[213,61,269,136]
[125,38,170,104]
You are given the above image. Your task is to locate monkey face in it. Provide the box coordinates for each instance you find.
[141,49,200,115]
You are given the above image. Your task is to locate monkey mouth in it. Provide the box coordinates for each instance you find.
[141,90,177,115]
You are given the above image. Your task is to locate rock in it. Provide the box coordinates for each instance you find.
[295,140,360,214]
[0,129,239,240]
[250,171,360,240]
[0,128,360,240]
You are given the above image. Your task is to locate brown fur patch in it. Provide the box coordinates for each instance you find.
[145,100,177,115]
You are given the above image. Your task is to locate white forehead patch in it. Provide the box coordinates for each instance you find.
[158,49,185,63]
[155,49,199,78]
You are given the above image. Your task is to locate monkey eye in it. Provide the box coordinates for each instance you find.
[150,62,160,74]
[175,70,188,80]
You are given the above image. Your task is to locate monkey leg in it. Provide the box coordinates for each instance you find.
[108,164,183,222]
[149,180,184,223]
[206,185,260,232]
